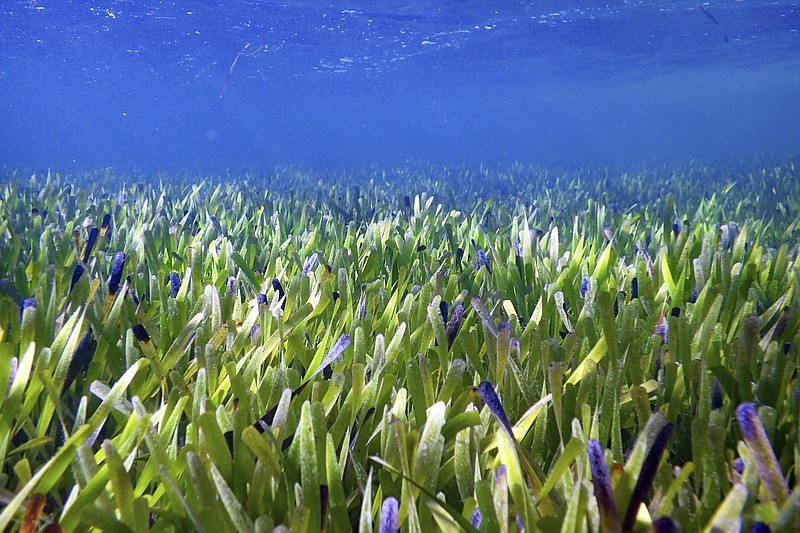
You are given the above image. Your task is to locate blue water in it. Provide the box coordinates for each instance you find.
[1,1,799,170]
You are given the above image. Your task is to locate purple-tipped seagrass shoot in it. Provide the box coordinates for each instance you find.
[132,324,150,343]
[307,333,351,382]
[82,226,99,263]
[622,421,673,532]
[445,303,465,349]
[301,252,318,276]
[580,275,591,298]
[588,439,620,532]
[272,277,286,309]
[476,249,491,273]
[19,297,36,322]
[711,377,723,410]
[63,328,96,394]
[379,497,399,533]
[439,299,449,324]
[168,272,181,298]
[478,380,513,435]
[735,403,789,506]
[69,263,85,294]
[470,508,482,528]
[652,517,679,533]
[100,213,112,237]
[107,251,126,295]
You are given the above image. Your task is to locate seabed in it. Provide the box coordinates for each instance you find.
[0,160,799,532]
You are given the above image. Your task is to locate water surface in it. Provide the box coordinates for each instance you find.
[1,1,799,170]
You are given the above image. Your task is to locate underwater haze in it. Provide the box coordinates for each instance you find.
[1,0,799,170]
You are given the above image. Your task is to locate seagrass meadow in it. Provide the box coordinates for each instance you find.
[1,161,799,533]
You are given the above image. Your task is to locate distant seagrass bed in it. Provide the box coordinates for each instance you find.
[0,160,798,532]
